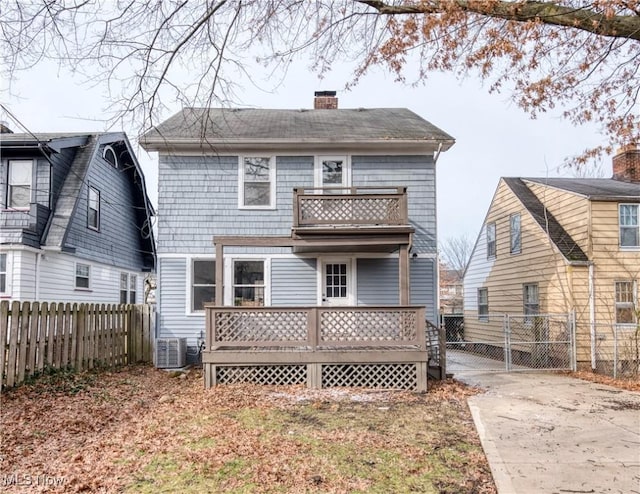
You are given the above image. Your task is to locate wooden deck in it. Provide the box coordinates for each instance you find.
[203,305,428,390]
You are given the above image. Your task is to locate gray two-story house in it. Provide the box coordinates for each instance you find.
[0,131,156,303]
[141,92,454,389]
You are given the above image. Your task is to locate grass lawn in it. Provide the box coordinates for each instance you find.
[1,365,496,493]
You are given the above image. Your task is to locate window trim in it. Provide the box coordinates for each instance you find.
[120,273,138,304]
[510,213,521,254]
[75,262,91,291]
[0,252,9,296]
[614,280,637,326]
[523,283,539,323]
[619,203,639,249]
[232,259,266,307]
[238,156,276,210]
[314,155,351,188]
[88,185,100,231]
[103,145,118,168]
[6,159,33,210]
[477,287,489,322]
[188,258,216,314]
[486,222,496,259]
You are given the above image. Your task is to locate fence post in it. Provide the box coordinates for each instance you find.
[0,301,9,389]
[17,301,31,384]
[504,314,511,372]
[613,324,618,379]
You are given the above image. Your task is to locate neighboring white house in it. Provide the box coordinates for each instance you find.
[1,131,156,303]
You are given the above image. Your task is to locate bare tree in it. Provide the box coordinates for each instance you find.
[1,1,639,159]
[440,234,473,277]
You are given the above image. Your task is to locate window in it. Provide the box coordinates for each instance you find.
[619,204,639,247]
[103,145,118,168]
[88,186,100,230]
[0,253,7,294]
[192,260,216,312]
[75,263,90,289]
[233,260,265,306]
[239,157,275,208]
[120,273,137,304]
[7,160,32,208]
[477,288,489,321]
[523,283,539,321]
[486,222,496,258]
[615,281,637,325]
[510,213,521,254]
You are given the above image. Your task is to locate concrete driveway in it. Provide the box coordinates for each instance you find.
[456,371,640,494]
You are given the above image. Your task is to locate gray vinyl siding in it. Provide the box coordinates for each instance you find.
[157,155,314,254]
[352,155,436,254]
[271,257,317,305]
[157,257,205,344]
[357,258,399,305]
[410,257,437,322]
[64,148,148,271]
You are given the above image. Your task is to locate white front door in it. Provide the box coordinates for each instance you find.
[321,260,352,306]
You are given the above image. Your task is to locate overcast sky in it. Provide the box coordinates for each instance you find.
[1,58,608,246]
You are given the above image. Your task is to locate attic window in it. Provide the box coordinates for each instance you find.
[103,145,118,168]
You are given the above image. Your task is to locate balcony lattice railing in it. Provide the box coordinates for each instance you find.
[205,306,426,351]
[293,187,408,228]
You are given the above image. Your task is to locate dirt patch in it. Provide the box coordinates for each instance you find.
[568,371,640,393]
[1,366,495,493]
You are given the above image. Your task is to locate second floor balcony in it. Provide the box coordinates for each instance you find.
[292,186,409,232]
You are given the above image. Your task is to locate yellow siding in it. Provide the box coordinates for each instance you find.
[464,180,577,343]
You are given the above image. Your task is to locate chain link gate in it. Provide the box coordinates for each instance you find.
[444,313,576,374]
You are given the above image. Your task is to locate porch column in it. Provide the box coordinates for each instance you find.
[399,244,410,305]
[215,242,224,306]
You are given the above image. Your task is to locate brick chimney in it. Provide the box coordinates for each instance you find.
[612,144,640,183]
[314,91,338,110]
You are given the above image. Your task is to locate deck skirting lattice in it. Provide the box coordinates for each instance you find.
[321,363,417,389]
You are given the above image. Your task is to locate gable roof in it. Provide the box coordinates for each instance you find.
[503,178,589,262]
[140,107,455,152]
[1,132,156,263]
[523,178,640,201]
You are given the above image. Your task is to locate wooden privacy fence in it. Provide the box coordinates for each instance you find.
[1,301,154,389]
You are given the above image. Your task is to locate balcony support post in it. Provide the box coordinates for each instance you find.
[215,242,224,306]
[399,244,410,305]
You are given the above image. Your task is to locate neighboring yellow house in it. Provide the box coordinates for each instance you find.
[463,146,640,371]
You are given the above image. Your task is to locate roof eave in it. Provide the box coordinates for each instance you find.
[139,137,455,154]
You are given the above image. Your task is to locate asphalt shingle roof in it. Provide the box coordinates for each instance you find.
[524,178,639,200]
[141,107,454,143]
[503,178,589,262]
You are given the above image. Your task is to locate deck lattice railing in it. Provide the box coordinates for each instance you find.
[293,187,408,227]
[206,306,426,350]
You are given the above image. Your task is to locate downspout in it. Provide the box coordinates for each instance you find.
[588,262,596,371]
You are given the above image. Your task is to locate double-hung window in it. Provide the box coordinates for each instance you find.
[7,160,32,209]
[486,222,496,258]
[233,260,265,306]
[120,273,138,303]
[615,281,637,325]
[239,157,275,208]
[510,213,521,254]
[192,260,216,312]
[75,263,90,289]
[477,288,489,321]
[0,253,7,294]
[619,204,639,248]
[523,283,539,322]
[88,186,100,230]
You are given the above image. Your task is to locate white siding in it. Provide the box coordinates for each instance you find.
[463,224,495,310]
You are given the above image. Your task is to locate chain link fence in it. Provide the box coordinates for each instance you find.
[594,323,640,378]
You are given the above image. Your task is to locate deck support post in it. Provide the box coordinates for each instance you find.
[215,242,224,306]
[416,362,427,392]
[307,363,321,389]
[399,244,410,305]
